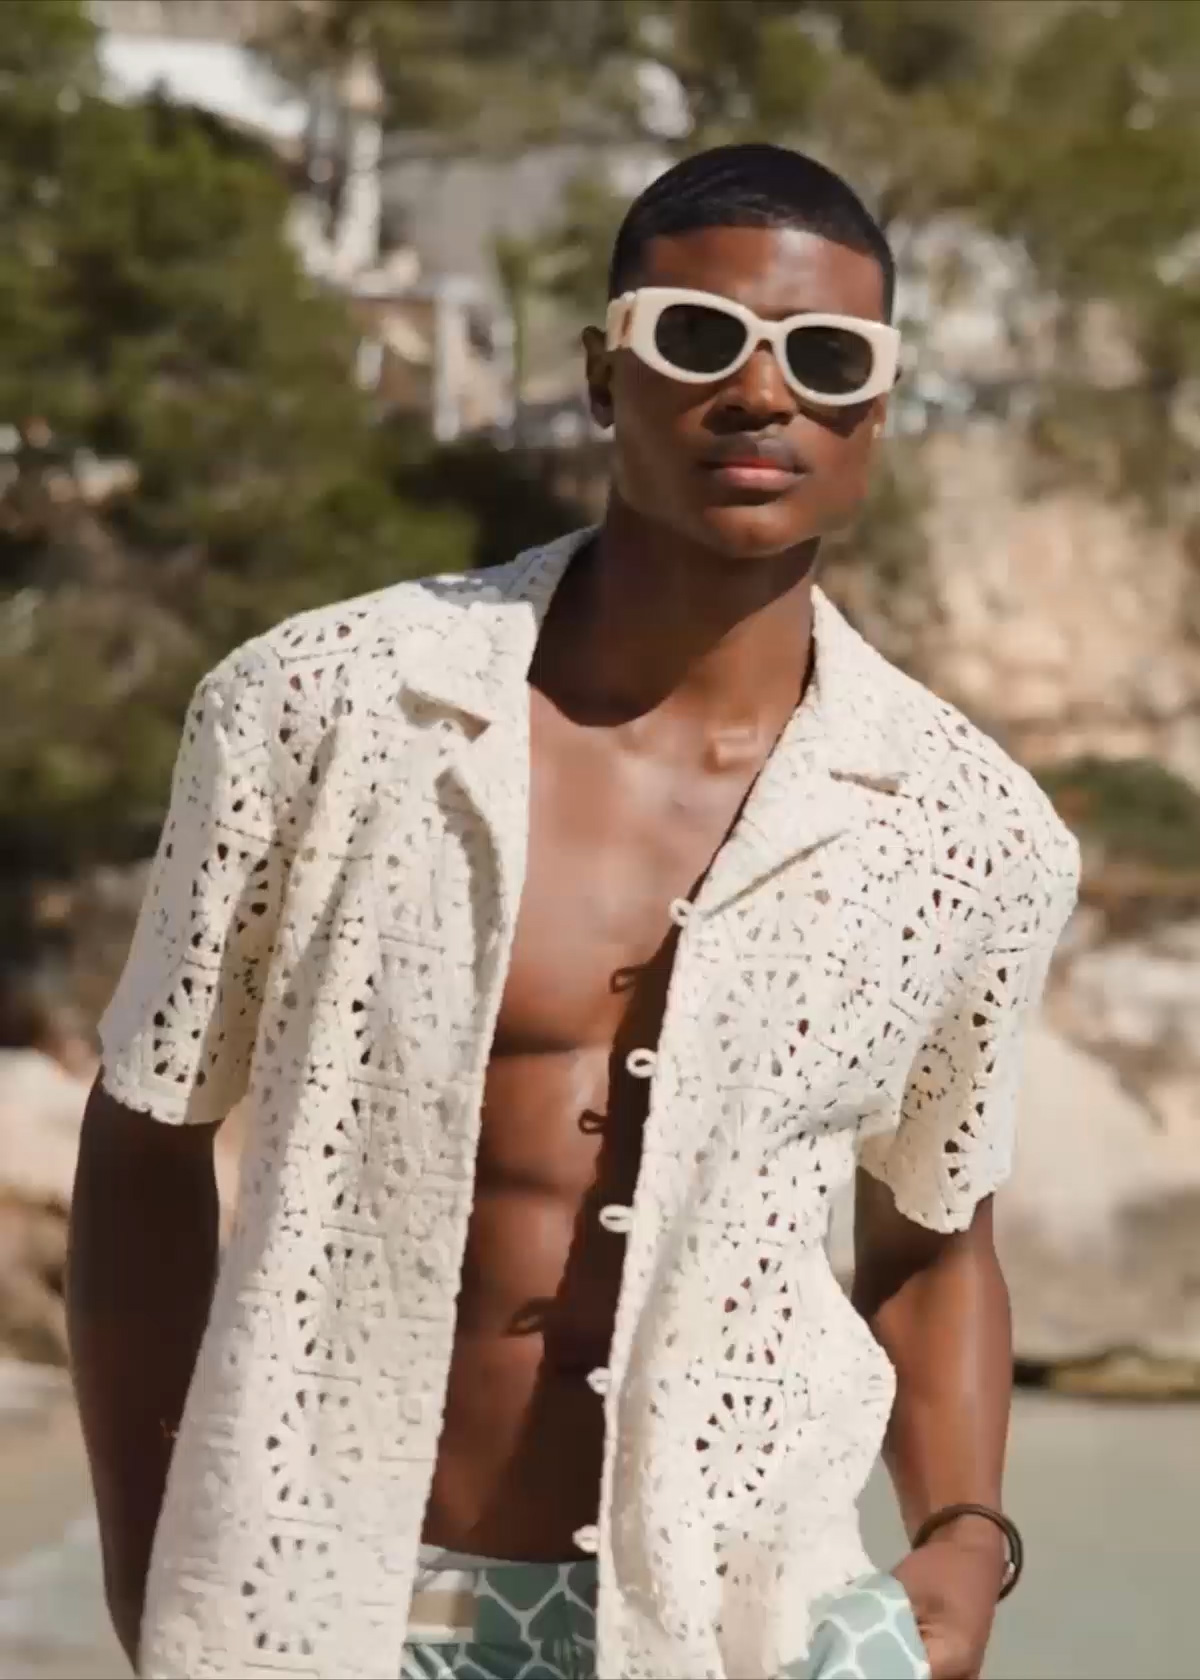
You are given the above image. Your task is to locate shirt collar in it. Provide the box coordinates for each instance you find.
[402,527,921,791]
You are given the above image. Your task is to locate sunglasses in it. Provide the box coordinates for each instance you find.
[605,286,900,408]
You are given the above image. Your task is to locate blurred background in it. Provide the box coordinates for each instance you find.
[2,0,1200,1674]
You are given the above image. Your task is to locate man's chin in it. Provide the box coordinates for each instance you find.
[692,500,818,561]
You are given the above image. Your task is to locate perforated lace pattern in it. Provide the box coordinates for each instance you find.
[99,532,1079,1680]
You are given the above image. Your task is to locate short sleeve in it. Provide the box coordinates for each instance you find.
[98,644,287,1126]
[858,826,1080,1232]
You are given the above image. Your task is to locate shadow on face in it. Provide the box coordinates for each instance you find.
[583,223,892,563]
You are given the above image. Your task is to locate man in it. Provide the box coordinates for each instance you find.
[69,144,1078,1680]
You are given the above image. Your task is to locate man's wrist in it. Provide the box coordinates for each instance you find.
[919,1510,1006,1562]
[910,1502,1023,1599]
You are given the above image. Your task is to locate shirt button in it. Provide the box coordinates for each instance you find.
[572,1524,600,1555]
[598,1203,633,1235]
[586,1367,612,1396]
[625,1047,658,1078]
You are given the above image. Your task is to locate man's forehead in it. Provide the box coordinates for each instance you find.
[634,223,887,321]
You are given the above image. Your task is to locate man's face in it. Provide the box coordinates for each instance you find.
[584,223,891,561]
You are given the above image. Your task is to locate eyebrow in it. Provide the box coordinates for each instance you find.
[643,281,884,322]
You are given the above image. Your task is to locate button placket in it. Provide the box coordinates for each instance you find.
[589,995,672,1591]
[588,887,708,1640]
[667,896,694,930]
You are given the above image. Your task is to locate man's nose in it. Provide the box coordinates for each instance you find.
[713,340,795,428]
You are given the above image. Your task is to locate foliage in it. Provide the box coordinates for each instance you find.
[254,0,651,153]
[10,0,1200,945]
[819,436,935,667]
[974,1,1200,504]
[0,0,475,913]
[276,0,1200,505]
[249,0,1200,525]
[387,428,585,572]
[1037,756,1200,876]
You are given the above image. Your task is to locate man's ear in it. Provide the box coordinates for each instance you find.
[582,325,614,430]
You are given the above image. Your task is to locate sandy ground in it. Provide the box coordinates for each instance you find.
[0,1389,124,1679]
[0,1389,1195,1680]
[862,1394,1199,1680]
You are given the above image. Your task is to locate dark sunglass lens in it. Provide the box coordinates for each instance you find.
[785,325,874,395]
[654,304,747,375]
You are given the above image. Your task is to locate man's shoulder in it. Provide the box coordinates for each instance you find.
[260,562,515,671]
[205,559,525,707]
[866,642,1080,895]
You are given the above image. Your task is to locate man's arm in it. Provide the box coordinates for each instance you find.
[67,1080,223,1668]
[853,1171,1010,1680]
[850,785,1078,1676]
[69,646,292,1669]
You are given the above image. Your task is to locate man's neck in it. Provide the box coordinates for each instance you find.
[533,498,819,740]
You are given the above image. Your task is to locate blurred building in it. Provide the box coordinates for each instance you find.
[89,0,517,443]
[88,2,673,443]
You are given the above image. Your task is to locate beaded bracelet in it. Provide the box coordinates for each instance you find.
[911,1502,1024,1600]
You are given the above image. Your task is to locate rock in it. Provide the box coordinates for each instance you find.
[1054,924,1200,1144]
[0,1051,88,1210]
[1045,1351,1200,1400]
[0,1200,69,1365]
[996,1024,1200,1368]
[0,1051,90,1366]
[1145,1073,1200,1139]
[1067,940,1200,1049]
[1047,903,1106,964]
[214,1100,247,1241]
[830,1023,1200,1387]
[0,1040,252,1367]
[827,1174,855,1286]
[916,426,1200,788]
[0,1357,70,1428]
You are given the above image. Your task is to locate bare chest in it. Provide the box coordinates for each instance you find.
[462,697,774,1355]
[495,698,768,1059]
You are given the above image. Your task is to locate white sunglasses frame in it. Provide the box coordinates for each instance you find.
[605,286,900,408]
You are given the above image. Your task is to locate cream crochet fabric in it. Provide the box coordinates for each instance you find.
[99,531,1079,1679]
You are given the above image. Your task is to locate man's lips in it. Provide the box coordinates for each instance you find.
[698,438,805,491]
[705,460,798,489]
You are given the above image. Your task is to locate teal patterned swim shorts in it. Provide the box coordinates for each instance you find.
[401,1551,929,1680]
[401,1547,598,1680]
[783,1571,931,1680]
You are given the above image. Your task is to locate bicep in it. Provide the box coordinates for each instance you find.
[68,1079,222,1403]
[70,1079,222,1277]
[77,1078,223,1175]
[852,1166,995,1322]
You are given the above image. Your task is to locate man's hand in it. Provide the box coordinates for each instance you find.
[891,1520,1007,1680]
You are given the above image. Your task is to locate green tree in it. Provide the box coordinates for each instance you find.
[256,0,665,154]
[972,0,1200,503]
[0,0,472,913]
[286,0,1200,510]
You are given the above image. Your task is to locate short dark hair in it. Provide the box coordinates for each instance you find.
[608,142,895,319]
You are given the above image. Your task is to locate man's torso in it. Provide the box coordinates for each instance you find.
[426,674,792,1559]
